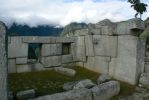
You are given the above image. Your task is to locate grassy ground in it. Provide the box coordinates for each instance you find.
[8,66,136,99]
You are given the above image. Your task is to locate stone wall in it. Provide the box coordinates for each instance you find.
[69,18,146,85]
[8,36,76,73]
[0,22,7,100]
[7,18,146,85]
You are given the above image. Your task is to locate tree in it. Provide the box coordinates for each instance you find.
[128,0,148,18]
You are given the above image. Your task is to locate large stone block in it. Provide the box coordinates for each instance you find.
[56,37,76,43]
[74,29,89,36]
[17,65,31,73]
[93,35,118,57]
[8,37,28,58]
[101,26,114,35]
[41,56,61,67]
[116,18,144,35]
[22,36,56,43]
[89,28,101,35]
[109,35,142,85]
[16,57,27,65]
[62,54,73,64]
[8,59,16,73]
[75,36,86,62]
[145,62,149,73]
[84,56,110,74]
[30,88,92,100]
[0,22,7,100]
[41,44,62,56]
[85,35,94,56]
[90,81,120,100]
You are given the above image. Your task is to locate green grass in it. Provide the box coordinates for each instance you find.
[8,66,99,96]
[8,66,136,99]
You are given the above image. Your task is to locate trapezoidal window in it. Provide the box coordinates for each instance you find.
[28,43,42,63]
[62,43,71,55]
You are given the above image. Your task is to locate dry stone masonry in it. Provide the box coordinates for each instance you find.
[0,21,7,100]
[7,18,147,86]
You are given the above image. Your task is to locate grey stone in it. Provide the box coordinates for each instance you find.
[41,56,61,67]
[84,56,110,74]
[30,88,92,100]
[17,89,35,100]
[29,63,45,71]
[22,36,56,43]
[17,65,31,73]
[8,91,14,100]
[56,37,76,43]
[116,18,144,35]
[135,87,148,93]
[73,79,95,89]
[74,29,89,36]
[0,21,7,100]
[75,36,86,62]
[62,54,73,64]
[139,73,149,89]
[101,26,114,35]
[89,28,101,35]
[16,57,27,65]
[85,35,94,56]
[63,79,95,91]
[53,67,76,77]
[8,59,16,73]
[97,74,111,84]
[8,37,28,58]
[144,62,149,72]
[75,62,84,67]
[109,35,143,85]
[95,19,113,28]
[41,44,62,56]
[63,81,79,91]
[93,35,118,57]
[90,81,120,100]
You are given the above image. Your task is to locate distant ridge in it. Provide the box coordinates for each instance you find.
[7,23,63,36]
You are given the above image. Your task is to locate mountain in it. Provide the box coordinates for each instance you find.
[7,23,63,36]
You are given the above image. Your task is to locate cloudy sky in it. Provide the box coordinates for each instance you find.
[0,0,149,27]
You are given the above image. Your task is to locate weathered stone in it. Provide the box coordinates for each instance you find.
[139,73,149,89]
[89,28,101,35]
[41,44,62,56]
[8,59,16,73]
[17,65,31,73]
[73,79,95,89]
[116,18,144,35]
[0,21,7,100]
[29,63,45,71]
[41,56,61,67]
[109,35,144,85]
[85,35,94,56]
[93,35,118,57]
[75,36,86,62]
[63,79,95,91]
[56,37,76,43]
[144,62,149,72]
[84,56,110,74]
[22,36,56,43]
[75,62,84,67]
[71,43,77,61]
[30,88,92,100]
[101,26,114,35]
[8,37,28,58]
[53,67,76,77]
[63,81,79,91]
[95,19,113,28]
[62,54,73,64]
[90,81,120,100]
[97,74,111,84]
[16,57,27,65]
[16,89,35,100]
[74,29,89,36]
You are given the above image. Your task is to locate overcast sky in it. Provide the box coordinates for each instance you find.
[0,0,149,27]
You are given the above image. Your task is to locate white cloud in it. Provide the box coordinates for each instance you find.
[0,0,148,27]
